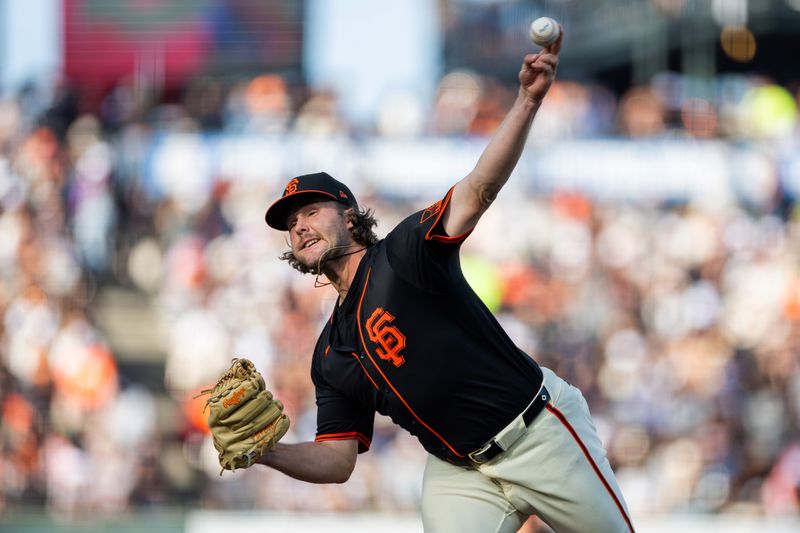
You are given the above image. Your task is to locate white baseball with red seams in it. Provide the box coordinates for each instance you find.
[529,17,560,47]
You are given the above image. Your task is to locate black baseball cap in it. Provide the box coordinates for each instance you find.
[264,172,358,230]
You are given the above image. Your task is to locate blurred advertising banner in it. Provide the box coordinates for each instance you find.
[142,135,784,210]
[63,0,303,101]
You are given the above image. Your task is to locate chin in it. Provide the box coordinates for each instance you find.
[294,253,315,267]
[297,250,324,269]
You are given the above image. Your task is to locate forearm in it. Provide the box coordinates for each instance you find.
[445,92,541,234]
[257,440,356,484]
[443,43,560,237]
[467,90,541,201]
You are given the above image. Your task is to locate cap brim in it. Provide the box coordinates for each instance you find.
[264,190,339,230]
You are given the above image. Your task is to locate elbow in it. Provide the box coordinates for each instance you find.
[332,462,356,484]
[332,472,351,484]
[310,465,352,484]
[330,457,356,484]
[324,469,351,484]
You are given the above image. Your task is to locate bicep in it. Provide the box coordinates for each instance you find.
[443,174,496,237]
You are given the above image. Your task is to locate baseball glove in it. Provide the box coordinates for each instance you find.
[201,358,290,474]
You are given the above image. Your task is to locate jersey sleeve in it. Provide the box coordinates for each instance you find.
[384,186,473,290]
[311,364,374,453]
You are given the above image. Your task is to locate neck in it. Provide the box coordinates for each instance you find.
[319,245,367,301]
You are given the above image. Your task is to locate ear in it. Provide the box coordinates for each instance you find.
[344,208,355,229]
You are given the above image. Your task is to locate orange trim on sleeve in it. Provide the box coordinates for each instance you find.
[424,186,473,244]
[356,269,465,458]
[316,431,371,450]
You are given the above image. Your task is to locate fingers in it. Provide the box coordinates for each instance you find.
[522,52,558,73]
[526,63,556,79]
[520,57,535,79]
[537,55,558,69]
[546,24,564,55]
[523,53,541,67]
[521,25,562,82]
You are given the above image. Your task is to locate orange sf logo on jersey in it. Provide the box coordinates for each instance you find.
[366,308,406,367]
[284,178,299,196]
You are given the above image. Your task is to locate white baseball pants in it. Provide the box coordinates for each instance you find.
[421,367,634,533]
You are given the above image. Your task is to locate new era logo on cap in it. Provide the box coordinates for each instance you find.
[265,172,358,231]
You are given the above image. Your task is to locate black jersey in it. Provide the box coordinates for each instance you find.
[311,187,544,464]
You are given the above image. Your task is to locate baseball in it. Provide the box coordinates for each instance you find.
[529,17,560,47]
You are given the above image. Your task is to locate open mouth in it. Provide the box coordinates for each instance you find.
[302,238,320,250]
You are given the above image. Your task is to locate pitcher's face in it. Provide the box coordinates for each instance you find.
[287,201,354,270]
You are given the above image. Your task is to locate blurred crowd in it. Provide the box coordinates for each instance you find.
[1,61,800,524]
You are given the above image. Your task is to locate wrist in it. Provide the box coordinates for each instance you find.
[256,448,275,466]
[517,90,543,111]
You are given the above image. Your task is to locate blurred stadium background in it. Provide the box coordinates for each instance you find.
[1,0,800,531]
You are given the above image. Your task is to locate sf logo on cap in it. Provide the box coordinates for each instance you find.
[284,178,299,196]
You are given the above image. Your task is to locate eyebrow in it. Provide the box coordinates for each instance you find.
[288,203,321,226]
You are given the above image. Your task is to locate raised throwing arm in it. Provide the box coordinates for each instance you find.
[443,28,563,238]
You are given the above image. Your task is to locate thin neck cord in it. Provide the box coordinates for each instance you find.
[313,244,367,288]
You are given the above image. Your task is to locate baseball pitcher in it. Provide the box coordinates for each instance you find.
[207,27,634,533]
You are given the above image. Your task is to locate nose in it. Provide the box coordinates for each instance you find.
[291,215,309,235]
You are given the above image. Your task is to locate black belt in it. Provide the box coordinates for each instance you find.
[467,385,551,465]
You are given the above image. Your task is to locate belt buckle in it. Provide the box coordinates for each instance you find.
[468,441,494,464]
